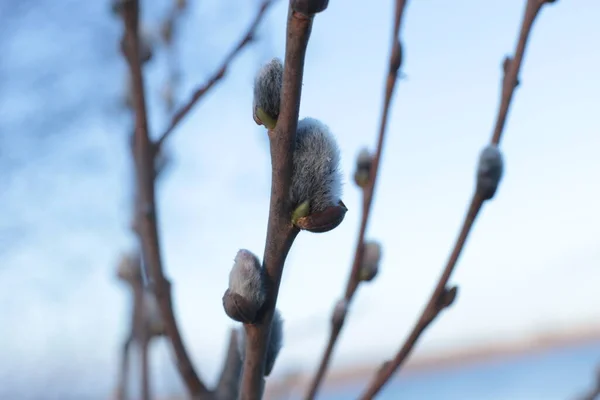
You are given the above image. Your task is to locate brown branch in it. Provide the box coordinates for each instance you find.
[574,365,600,400]
[239,2,327,399]
[155,0,277,150]
[116,333,133,400]
[357,1,557,398]
[303,1,407,398]
[120,0,209,396]
[131,277,151,400]
[214,329,243,400]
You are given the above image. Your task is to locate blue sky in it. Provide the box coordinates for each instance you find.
[0,0,599,397]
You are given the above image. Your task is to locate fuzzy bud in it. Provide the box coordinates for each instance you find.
[161,82,175,112]
[354,148,373,189]
[222,250,266,324]
[116,252,143,283]
[253,58,283,129]
[476,144,504,200]
[110,0,126,16]
[143,292,166,337]
[160,18,174,45]
[153,147,171,179]
[120,25,154,64]
[331,299,348,326]
[175,0,187,11]
[237,309,284,377]
[358,241,382,282]
[290,118,347,233]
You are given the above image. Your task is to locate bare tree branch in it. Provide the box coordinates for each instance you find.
[574,365,600,400]
[214,329,243,400]
[155,0,277,150]
[357,1,558,398]
[239,2,329,399]
[120,0,209,396]
[304,0,408,398]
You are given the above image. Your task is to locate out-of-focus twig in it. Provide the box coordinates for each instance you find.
[120,0,209,396]
[357,1,558,398]
[155,0,277,150]
[574,365,600,400]
[304,1,408,398]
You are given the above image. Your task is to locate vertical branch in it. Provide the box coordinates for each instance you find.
[574,365,600,400]
[357,1,557,398]
[117,333,133,400]
[304,1,408,398]
[239,1,328,399]
[214,329,243,400]
[120,0,208,396]
[133,280,151,400]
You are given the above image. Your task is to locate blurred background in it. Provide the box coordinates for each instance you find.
[0,0,599,399]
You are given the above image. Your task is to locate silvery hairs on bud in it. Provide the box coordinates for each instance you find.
[143,291,166,337]
[117,252,142,283]
[228,249,266,308]
[359,241,382,282]
[476,144,504,200]
[290,117,343,213]
[237,309,284,377]
[254,58,283,120]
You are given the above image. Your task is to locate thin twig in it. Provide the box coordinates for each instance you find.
[574,365,600,400]
[304,1,408,398]
[117,333,133,400]
[132,277,150,400]
[121,0,209,396]
[214,329,243,400]
[239,2,325,399]
[358,1,556,398]
[155,0,276,150]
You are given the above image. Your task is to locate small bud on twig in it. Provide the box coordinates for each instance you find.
[253,58,283,129]
[160,18,175,45]
[437,285,459,310]
[502,57,520,88]
[222,250,266,324]
[476,144,504,200]
[116,252,143,283]
[390,40,403,73]
[331,299,348,326]
[291,0,329,16]
[120,25,154,65]
[354,148,373,189]
[143,291,167,337]
[110,0,127,16]
[290,118,347,233]
[238,309,284,376]
[358,241,382,282]
[175,0,187,11]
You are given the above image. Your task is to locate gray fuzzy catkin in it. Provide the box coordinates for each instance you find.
[290,117,343,212]
[237,309,284,377]
[476,145,504,200]
[362,241,382,270]
[228,249,266,308]
[254,58,283,119]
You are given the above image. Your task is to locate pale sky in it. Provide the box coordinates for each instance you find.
[0,0,599,398]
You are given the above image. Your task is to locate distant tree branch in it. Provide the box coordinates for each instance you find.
[155,0,277,150]
[214,329,243,400]
[120,0,209,396]
[574,365,600,400]
[304,0,408,398]
[357,0,558,398]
